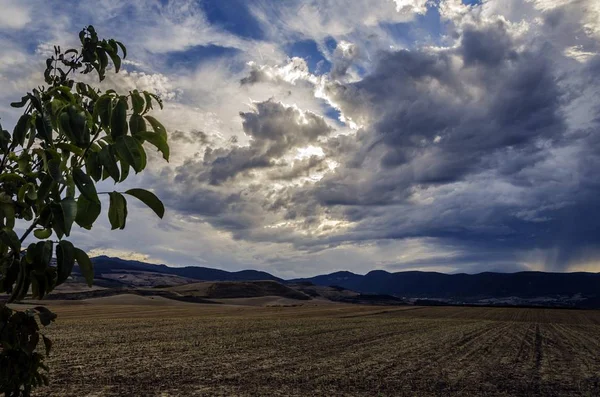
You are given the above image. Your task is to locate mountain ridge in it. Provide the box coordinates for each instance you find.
[81,256,600,305]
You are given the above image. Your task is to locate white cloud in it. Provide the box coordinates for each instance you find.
[0,0,31,30]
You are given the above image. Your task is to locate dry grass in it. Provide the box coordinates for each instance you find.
[31,303,600,396]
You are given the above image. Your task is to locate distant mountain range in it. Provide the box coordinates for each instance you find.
[81,256,600,308]
[294,270,600,299]
[90,256,282,283]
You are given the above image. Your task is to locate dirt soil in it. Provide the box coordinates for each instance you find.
[29,303,600,396]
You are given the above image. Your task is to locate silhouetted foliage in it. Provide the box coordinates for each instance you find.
[0,26,169,396]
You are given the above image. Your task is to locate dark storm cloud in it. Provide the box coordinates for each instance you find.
[460,22,518,67]
[321,19,565,205]
[293,15,600,270]
[151,5,600,272]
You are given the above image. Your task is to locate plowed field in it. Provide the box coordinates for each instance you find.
[33,303,600,396]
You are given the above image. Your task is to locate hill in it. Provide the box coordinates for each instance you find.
[59,256,600,308]
[295,270,600,299]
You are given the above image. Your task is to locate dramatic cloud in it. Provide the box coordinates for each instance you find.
[1,0,599,276]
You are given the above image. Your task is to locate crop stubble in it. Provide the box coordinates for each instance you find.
[33,304,600,396]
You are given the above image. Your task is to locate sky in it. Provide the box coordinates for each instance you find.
[0,0,599,278]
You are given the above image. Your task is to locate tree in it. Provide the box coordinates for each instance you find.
[0,26,169,396]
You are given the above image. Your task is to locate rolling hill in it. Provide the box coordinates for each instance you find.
[61,256,600,308]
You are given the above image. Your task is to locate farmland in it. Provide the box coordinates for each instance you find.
[31,299,600,396]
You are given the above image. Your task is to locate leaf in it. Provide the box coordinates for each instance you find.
[34,307,57,328]
[110,97,128,138]
[135,131,169,161]
[56,240,75,286]
[97,47,108,74]
[131,91,144,114]
[98,146,120,182]
[108,192,127,230]
[12,114,30,147]
[52,199,76,238]
[47,159,63,182]
[69,106,89,146]
[144,115,167,139]
[42,335,53,355]
[74,248,94,287]
[56,142,84,155]
[125,188,165,218]
[35,113,53,142]
[94,95,112,128]
[128,114,146,135]
[106,47,121,73]
[33,229,52,239]
[37,240,54,267]
[75,195,101,229]
[115,136,145,173]
[118,156,130,182]
[73,168,99,203]
[0,173,27,184]
[115,41,127,58]
[0,228,20,252]
[0,203,15,229]
[60,197,77,236]
[10,95,29,108]
[85,151,102,182]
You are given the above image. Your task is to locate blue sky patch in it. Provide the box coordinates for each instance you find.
[284,40,331,75]
[201,0,265,40]
[165,45,241,69]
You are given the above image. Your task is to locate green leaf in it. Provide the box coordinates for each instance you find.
[94,95,112,128]
[50,205,65,239]
[10,95,29,108]
[56,240,75,285]
[35,307,57,327]
[115,41,127,58]
[47,159,63,182]
[42,335,52,355]
[75,195,101,229]
[108,192,127,230]
[85,151,102,182]
[59,111,73,140]
[60,197,77,236]
[131,91,144,114]
[128,114,146,135]
[0,173,27,184]
[98,146,120,182]
[144,115,167,139]
[38,240,54,267]
[106,47,121,73]
[97,47,108,75]
[52,198,77,238]
[69,106,89,146]
[56,142,84,155]
[73,168,99,203]
[135,131,169,161]
[37,175,55,201]
[33,229,52,239]
[118,157,130,182]
[0,203,15,229]
[110,97,128,138]
[35,113,53,142]
[74,248,94,287]
[115,136,145,173]
[125,188,165,218]
[0,228,20,252]
[12,114,31,147]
